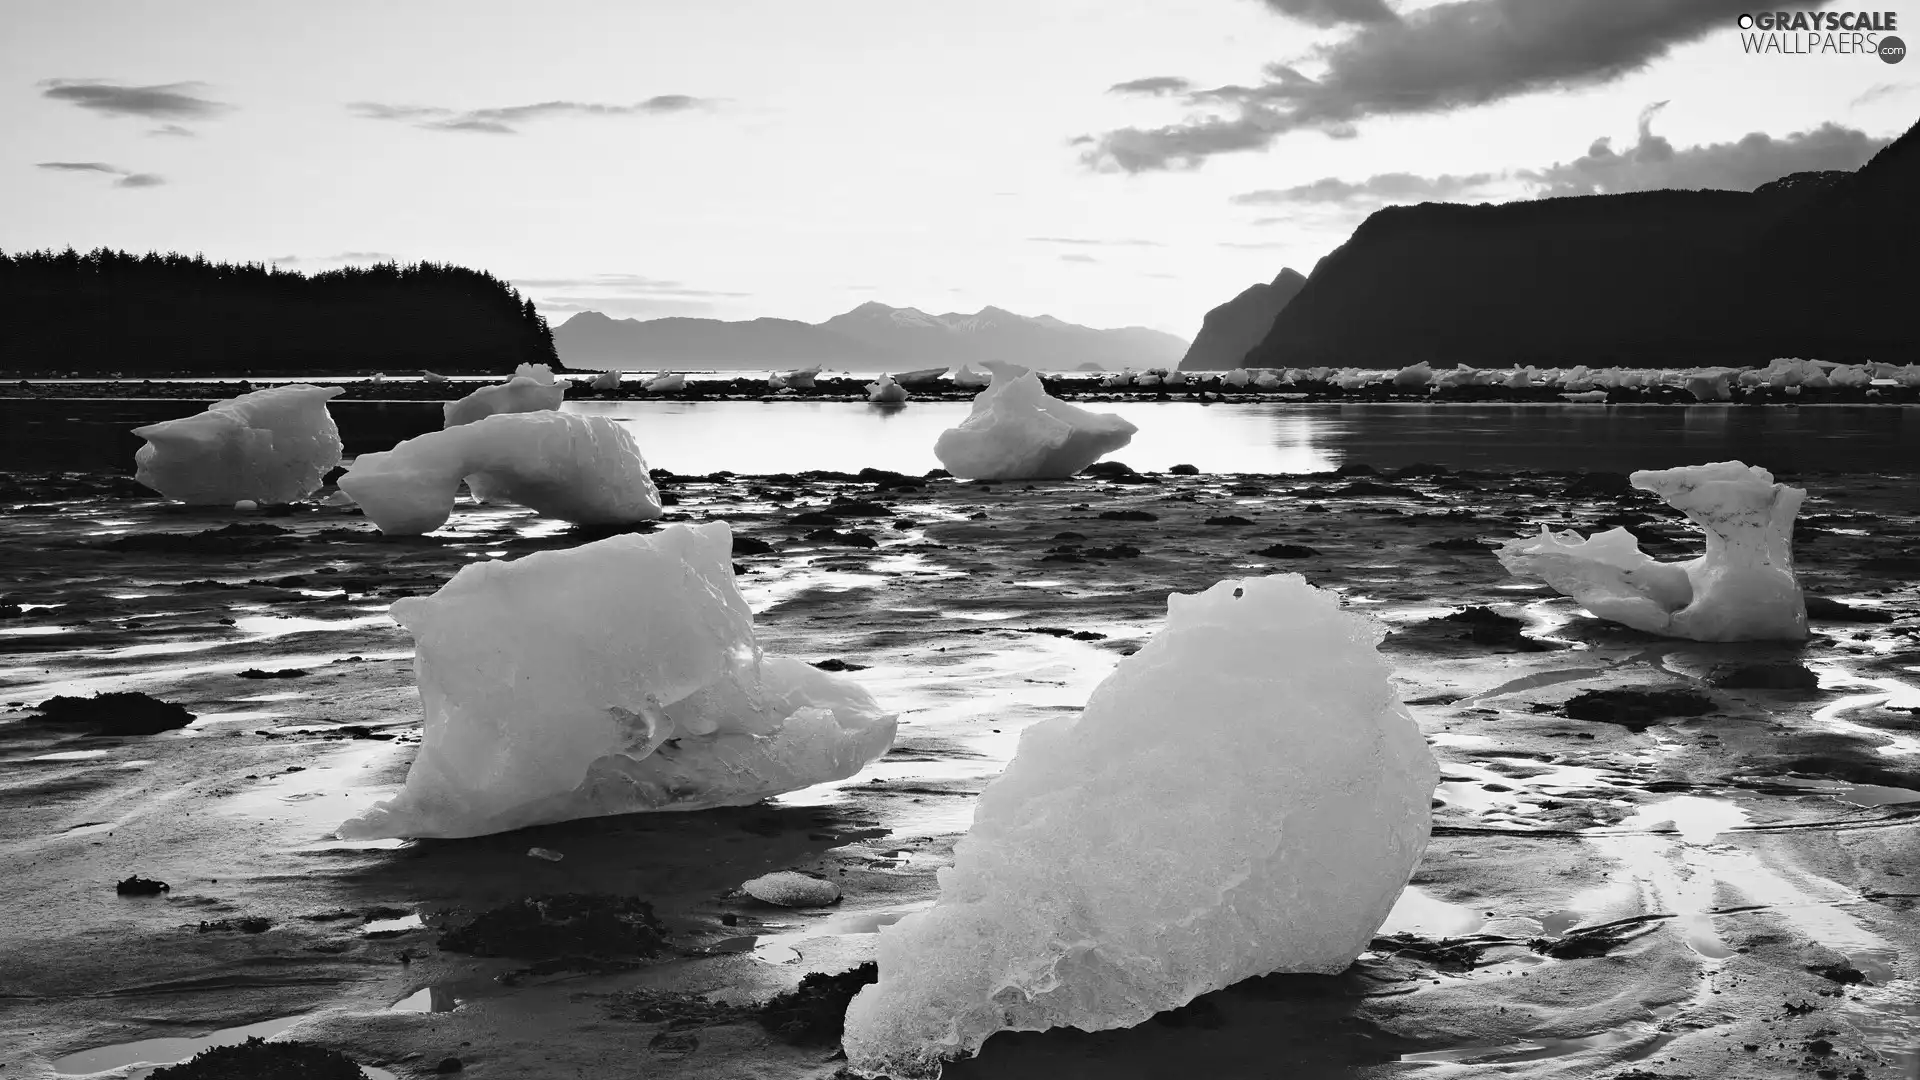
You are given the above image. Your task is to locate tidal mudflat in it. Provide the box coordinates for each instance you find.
[1,461,1916,1078]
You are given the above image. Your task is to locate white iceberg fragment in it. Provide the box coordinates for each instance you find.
[1496,460,1807,642]
[742,871,842,907]
[784,365,822,389]
[443,374,565,428]
[933,362,1137,480]
[842,574,1436,1079]
[951,364,992,389]
[514,362,558,384]
[338,411,662,535]
[336,522,897,839]
[589,369,622,390]
[132,383,345,505]
[645,373,687,393]
[421,370,451,384]
[867,374,910,404]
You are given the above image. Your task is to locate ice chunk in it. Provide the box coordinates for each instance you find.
[338,411,662,535]
[589,369,622,390]
[644,373,686,393]
[933,362,1137,480]
[1392,361,1434,388]
[132,384,345,505]
[1559,389,1609,402]
[951,364,991,389]
[335,522,896,839]
[1220,368,1250,388]
[784,365,822,389]
[443,374,565,428]
[841,574,1436,1078]
[421,370,451,383]
[743,871,842,907]
[866,374,910,403]
[1496,461,1807,642]
[514,362,558,384]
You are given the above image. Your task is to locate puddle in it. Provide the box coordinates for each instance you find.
[1402,1023,1675,1065]
[388,976,508,1014]
[1380,885,1487,938]
[51,1014,399,1079]
[1806,672,1920,756]
[28,749,111,762]
[1771,776,1920,807]
[715,904,933,965]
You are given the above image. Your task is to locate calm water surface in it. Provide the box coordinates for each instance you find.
[566,401,1918,476]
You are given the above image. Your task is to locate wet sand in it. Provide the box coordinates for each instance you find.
[1,463,1916,1079]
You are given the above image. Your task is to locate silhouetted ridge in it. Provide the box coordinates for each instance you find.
[1242,117,1919,369]
[0,248,559,375]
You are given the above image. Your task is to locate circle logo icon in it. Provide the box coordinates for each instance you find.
[1737,12,1754,28]
[1883,35,1907,63]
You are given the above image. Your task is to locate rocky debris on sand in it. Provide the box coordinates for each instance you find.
[1804,596,1894,623]
[197,917,273,933]
[1252,543,1319,559]
[236,667,308,679]
[741,871,841,907]
[812,658,869,671]
[758,962,878,1045]
[1561,688,1716,732]
[33,691,196,736]
[147,1036,370,1079]
[437,894,667,962]
[1432,606,1554,652]
[116,875,170,895]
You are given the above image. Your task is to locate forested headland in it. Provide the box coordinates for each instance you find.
[0,248,560,376]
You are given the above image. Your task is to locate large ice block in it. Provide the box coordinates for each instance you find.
[338,411,661,535]
[443,374,565,428]
[336,522,897,839]
[933,362,1136,480]
[132,384,345,505]
[841,574,1437,1078]
[1497,460,1807,641]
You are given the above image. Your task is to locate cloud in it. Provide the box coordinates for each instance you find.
[1232,169,1498,206]
[350,95,713,134]
[1027,236,1164,247]
[1218,240,1294,249]
[36,161,120,174]
[36,161,164,187]
[1085,0,1799,171]
[536,296,722,318]
[149,124,197,137]
[1258,0,1397,27]
[1851,81,1917,107]
[509,273,747,298]
[1108,76,1194,96]
[1059,253,1099,263]
[1518,105,1888,196]
[40,79,229,120]
[1227,110,1891,212]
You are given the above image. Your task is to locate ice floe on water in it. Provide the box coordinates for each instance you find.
[1497,461,1807,641]
[132,383,344,505]
[933,361,1137,480]
[339,411,661,535]
[336,522,897,839]
[442,369,564,428]
[841,573,1436,1079]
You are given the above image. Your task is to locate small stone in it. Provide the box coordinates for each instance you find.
[526,847,565,862]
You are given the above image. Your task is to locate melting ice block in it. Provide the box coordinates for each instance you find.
[841,574,1436,1079]
[866,374,910,403]
[443,374,565,428]
[336,522,897,839]
[1496,461,1807,642]
[933,362,1137,480]
[132,384,345,505]
[339,411,661,535]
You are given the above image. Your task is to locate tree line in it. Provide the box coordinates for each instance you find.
[0,248,560,375]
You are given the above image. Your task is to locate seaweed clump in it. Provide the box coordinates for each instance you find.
[437,894,667,975]
[1562,688,1715,732]
[34,691,196,735]
[147,1037,369,1079]
[757,962,879,1045]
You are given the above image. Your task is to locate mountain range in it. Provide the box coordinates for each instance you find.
[552,302,1188,372]
[1177,268,1306,371]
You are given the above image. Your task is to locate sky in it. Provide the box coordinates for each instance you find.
[3,0,1914,339]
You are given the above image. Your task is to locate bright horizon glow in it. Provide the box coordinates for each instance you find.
[3,0,1912,339]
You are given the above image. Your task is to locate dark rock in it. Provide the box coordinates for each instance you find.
[434,1058,464,1074]
[1710,663,1821,690]
[437,894,667,963]
[1167,463,1200,475]
[1081,461,1136,478]
[756,962,878,1046]
[1432,606,1553,652]
[237,667,308,679]
[802,528,878,548]
[105,522,297,555]
[812,658,868,672]
[1082,544,1142,560]
[1426,537,1489,551]
[198,917,273,933]
[1332,462,1377,476]
[33,691,196,735]
[1804,596,1895,623]
[116,875,170,895]
[1562,687,1715,732]
[1252,543,1319,559]
[1204,515,1254,526]
[731,535,776,556]
[147,1037,368,1079]
[1097,509,1158,521]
